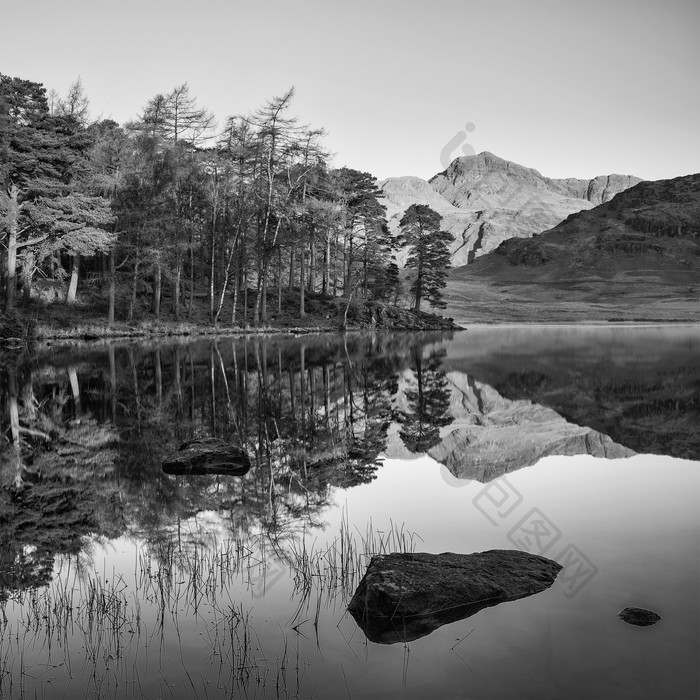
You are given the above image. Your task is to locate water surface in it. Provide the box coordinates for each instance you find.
[1,327,698,699]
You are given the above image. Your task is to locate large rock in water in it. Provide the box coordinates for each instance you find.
[348,550,562,644]
[162,438,251,476]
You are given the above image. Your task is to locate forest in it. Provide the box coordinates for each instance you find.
[0,74,454,332]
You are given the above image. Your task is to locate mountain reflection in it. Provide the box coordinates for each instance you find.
[442,326,700,461]
[427,372,634,482]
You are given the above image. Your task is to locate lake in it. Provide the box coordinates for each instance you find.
[1,326,698,699]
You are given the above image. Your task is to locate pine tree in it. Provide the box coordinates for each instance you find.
[0,74,114,308]
[399,204,453,312]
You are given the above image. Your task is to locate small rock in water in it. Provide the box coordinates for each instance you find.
[618,607,661,626]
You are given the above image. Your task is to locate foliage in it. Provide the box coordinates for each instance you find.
[399,203,454,311]
[1,71,431,327]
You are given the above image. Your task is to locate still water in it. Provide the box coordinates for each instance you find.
[1,327,698,699]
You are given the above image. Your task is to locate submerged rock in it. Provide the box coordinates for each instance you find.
[618,607,662,626]
[348,550,562,644]
[162,437,251,476]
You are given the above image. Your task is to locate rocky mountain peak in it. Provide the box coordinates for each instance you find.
[381,152,641,267]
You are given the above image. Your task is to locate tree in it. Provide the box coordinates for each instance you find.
[399,204,453,312]
[331,168,391,299]
[56,77,90,126]
[138,84,214,318]
[0,74,114,308]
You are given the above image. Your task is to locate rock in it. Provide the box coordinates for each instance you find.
[618,607,662,626]
[162,437,251,476]
[348,550,562,644]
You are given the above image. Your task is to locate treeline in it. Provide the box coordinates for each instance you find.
[0,74,453,327]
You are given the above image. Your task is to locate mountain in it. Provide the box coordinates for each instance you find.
[492,173,700,269]
[445,173,700,322]
[379,152,641,267]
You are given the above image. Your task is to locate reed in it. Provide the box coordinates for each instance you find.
[0,513,421,698]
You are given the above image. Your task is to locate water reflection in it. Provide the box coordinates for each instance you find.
[0,333,452,596]
[443,326,700,460]
[2,328,699,596]
[0,328,698,698]
[429,372,634,482]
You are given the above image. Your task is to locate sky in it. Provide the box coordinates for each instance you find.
[2,0,698,182]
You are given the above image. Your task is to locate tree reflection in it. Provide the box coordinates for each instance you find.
[398,346,453,453]
[0,333,448,594]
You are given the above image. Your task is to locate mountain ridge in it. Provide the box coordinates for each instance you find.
[380,152,641,267]
[444,172,700,323]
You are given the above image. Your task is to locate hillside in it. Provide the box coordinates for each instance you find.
[445,174,700,323]
[380,152,640,266]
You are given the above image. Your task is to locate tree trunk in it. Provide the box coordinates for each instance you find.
[342,234,347,293]
[243,258,250,326]
[415,260,422,312]
[363,223,368,298]
[173,254,181,319]
[21,251,34,305]
[128,256,140,323]
[209,183,218,321]
[308,232,315,293]
[108,250,115,326]
[209,240,216,322]
[188,227,195,316]
[333,230,339,297]
[109,343,117,422]
[231,275,239,326]
[323,231,330,295]
[299,239,305,318]
[66,253,80,304]
[261,261,268,325]
[5,185,20,310]
[288,244,295,293]
[277,246,282,315]
[152,261,161,316]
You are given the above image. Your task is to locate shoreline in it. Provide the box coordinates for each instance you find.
[34,318,700,345]
[1,302,460,345]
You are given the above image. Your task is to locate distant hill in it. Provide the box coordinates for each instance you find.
[380,152,640,267]
[492,173,700,271]
[445,173,700,323]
